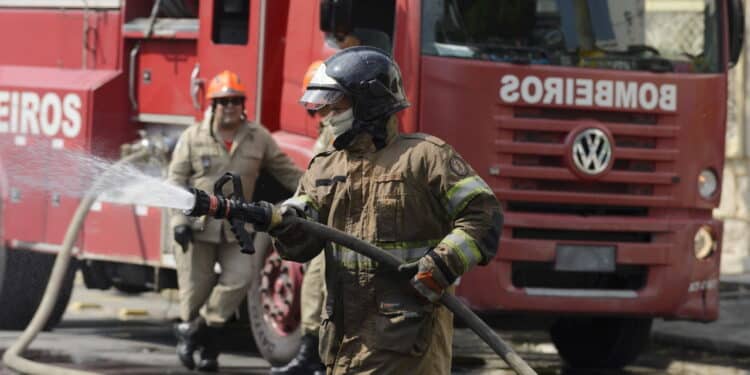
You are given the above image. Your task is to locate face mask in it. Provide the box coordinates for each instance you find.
[322,108,354,138]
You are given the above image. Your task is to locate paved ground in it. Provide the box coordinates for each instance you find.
[1,277,750,374]
[652,276,750,357]
[0,321,268,374]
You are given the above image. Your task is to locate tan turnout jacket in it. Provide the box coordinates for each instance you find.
[169,117,302,243]
[275,118,503,374]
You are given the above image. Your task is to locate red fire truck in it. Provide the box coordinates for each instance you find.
[0,0,744,369]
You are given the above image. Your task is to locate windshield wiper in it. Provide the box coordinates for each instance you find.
[467,43,550,65]
[598,44,674,73]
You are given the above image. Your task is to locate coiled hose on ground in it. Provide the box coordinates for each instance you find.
[2,149,150,375]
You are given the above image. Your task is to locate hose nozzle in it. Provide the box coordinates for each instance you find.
[183,186,277,255]
[184,188,273,225]
[184,188,223,218]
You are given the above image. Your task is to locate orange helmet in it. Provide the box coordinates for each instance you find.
[302,60,324,91]
[206,70,246,100]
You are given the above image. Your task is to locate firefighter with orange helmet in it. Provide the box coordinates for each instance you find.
[168,70,302,372]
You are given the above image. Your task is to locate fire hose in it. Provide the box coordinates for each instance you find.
[2,149,150,375]
[186,173,537,375]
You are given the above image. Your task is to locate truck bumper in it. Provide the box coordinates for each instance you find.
[456,215,722,322]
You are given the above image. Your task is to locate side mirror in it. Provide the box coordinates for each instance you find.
[320,0,353,34]
[729,0,745,67]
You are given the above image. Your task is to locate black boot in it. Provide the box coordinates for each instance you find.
[173,317,207,370]
[196,326,220,372]
[270,334,325,375]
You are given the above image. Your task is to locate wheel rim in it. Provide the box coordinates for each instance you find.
[259,248,303,336]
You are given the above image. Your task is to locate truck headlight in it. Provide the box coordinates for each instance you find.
[698,169,718,199]
[694,226,716,259]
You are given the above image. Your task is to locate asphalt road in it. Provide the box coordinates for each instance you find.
[0,280,748,374]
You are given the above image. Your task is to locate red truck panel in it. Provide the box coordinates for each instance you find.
[0,9,122,70]
[0,66,131,249]
[133,40,198,117]
[82,203,162,263]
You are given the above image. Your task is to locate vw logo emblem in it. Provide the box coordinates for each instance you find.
[571,128,612,175]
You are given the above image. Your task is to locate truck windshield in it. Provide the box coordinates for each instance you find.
[421,0,721,73]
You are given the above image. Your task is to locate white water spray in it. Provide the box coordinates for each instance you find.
[2,142,194,210]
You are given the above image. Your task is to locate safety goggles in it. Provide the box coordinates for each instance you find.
[214,96,245,106]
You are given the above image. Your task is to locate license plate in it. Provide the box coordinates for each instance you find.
[555,245,616,273]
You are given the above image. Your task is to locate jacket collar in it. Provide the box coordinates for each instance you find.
[344,116,399,155]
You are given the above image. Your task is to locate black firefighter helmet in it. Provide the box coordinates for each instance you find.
[300,46,409,148]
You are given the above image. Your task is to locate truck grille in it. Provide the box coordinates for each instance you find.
[507,201,648,217]
[512,228,651,243]
[495,106,679,209]
[494,106,679,250]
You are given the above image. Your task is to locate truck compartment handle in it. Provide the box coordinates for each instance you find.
[190,63,204,111]
[128,0,163,112]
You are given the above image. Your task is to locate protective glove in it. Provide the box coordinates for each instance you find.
[267,204,304,236]
[173,224,193,253]
[403,251,457,303]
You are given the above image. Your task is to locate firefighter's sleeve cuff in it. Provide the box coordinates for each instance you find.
[435,228,484,275]
[281,194,320,222]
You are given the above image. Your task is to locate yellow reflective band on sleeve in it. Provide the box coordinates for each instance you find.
[282,194,320,221]
[443,176,493,219]
[440,229,483,274]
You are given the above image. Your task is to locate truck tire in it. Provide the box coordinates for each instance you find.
[550,316,652,369]
[247,232,302,366]
[0,246,77,330]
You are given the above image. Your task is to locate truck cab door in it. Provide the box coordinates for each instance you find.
[196,0,264,120]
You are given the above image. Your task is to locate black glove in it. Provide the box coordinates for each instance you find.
[174,224,193,253]
[267,204,303,236]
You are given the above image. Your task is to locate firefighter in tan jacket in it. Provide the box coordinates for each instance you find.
[168,70,302,372]
[267,47,503,374]
[273,29,397,375]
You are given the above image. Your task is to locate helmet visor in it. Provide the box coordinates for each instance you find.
[299,62,345,111]
[299,89,344,111]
